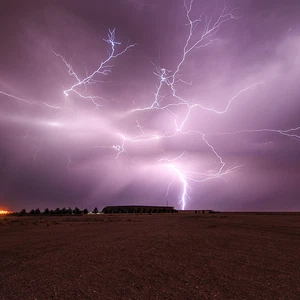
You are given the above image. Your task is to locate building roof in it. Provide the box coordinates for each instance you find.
[103,205,174,209]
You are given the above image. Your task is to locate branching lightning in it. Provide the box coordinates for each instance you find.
[52,29,136,110]
[100,0,299,209]
[213,127,300,141]
[1,0,299,210]
[101,0,252,209]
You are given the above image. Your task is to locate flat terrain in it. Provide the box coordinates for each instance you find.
[0,213,299,299]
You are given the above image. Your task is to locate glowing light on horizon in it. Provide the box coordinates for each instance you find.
[0,210,10,215]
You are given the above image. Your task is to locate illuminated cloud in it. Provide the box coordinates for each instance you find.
[0,0,299,211]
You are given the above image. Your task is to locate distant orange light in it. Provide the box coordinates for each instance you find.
[0,210,10,215]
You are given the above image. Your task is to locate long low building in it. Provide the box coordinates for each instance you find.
[102,205,177,214]
[195,210,218,214]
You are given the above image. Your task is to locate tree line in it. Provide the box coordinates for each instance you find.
[16,207,100,216]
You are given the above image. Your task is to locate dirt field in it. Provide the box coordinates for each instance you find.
[0,213,299,299]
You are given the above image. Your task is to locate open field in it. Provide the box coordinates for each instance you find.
[0,213,299,299]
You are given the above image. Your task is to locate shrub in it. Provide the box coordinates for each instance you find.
[73,207,82,215]
[54,208,61,215]
[92,207,99,214]
[43,208,50,215]
[19,209,26,216]
[61,207,67,214]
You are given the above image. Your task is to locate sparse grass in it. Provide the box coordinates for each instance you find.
[10,219,21,223]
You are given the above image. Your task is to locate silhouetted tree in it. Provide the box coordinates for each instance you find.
[73,207,82,215]
[67,207,73,215]
[35,208,41,215]
[19,209,26,216]
[83,209,89,214]
[54,207,61,215]
[92,207,99,214]
[61,207,67,214]
[29,209,35,215]
[50,210,55,215]
[43,208,49,215]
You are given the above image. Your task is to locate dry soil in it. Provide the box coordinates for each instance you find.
[0,213,299,299]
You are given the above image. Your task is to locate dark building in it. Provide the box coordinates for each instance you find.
[195,210,218,214]
[102,205,177,214]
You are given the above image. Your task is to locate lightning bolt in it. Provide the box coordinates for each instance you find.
[101,1,245,209]
[0,91,34,104]
[52,29,136,109]
[1,0,299,211]
[213,127,300,141]
[158,151,242,209]
[104,0,298,209]
[168,164,189,210]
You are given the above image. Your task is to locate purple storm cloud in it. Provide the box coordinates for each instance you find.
[0,0,300,211]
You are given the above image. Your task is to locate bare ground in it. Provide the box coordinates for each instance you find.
[0,213,299,299]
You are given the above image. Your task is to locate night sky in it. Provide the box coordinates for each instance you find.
[1,0,299,211]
